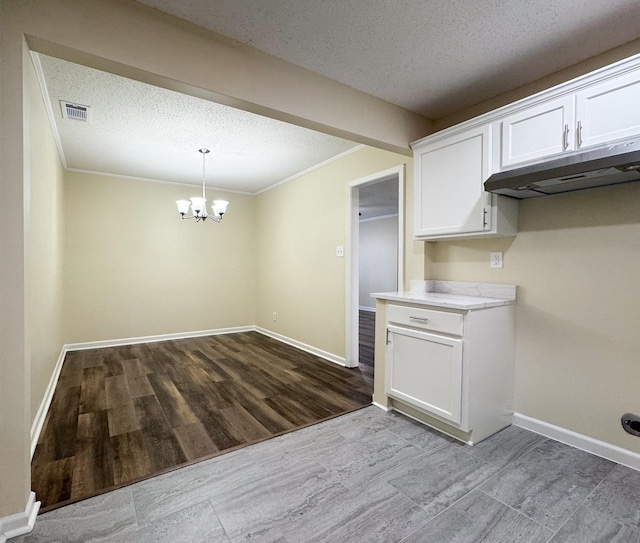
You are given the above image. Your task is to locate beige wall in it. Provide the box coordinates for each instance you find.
[26,53,65,425]
[0,30,32,517]
[64,172,256,343]
[254,147,419,358]
[430,182,640,452]
[63,146,418,357]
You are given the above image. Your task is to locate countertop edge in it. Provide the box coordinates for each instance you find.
[371,292,516,310]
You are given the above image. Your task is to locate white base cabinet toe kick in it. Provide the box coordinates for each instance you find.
[374,281,516,445]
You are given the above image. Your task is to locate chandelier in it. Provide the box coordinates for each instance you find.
[175,148,229,222]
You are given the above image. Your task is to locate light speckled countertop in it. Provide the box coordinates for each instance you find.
[372,280,516,310]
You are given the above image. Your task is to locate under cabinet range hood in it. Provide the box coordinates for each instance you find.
[484,140,640,198]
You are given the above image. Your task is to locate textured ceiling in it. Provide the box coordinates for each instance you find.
[137,0,640,119]
[359,179,399,221]
[34,53,360,194]
[36,1,640,207]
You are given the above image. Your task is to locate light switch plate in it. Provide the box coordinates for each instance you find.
[490,251,503,269]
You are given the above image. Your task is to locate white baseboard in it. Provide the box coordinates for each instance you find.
[63,326,254,351]
[0,492,40,543]
[30,348,67,458]
[513,413,640,471]
[255,327,347,367]
[358,306,376,313]
[372,401,393,412]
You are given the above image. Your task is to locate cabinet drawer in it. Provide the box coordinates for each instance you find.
[387,304,463,336]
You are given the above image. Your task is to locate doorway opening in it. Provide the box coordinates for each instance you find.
[345,166,405,391]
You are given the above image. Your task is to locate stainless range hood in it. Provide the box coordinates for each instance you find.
[484,140,640,198]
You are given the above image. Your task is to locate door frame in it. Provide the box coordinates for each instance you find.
[344,165,405,368]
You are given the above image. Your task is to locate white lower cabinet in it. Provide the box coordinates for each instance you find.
[384,302,514,444]
[386,325,463,425]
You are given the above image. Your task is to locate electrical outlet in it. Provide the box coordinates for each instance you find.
[490,251,503,269]
[336,245,344,257]
[272,312,277,322]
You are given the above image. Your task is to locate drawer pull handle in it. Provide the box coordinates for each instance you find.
[409,316,429,322]
[577,120,583,148]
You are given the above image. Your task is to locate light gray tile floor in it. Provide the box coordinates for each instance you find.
[14,406,640,543]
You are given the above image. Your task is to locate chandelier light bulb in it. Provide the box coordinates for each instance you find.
[176,200,191,215]
[190,197,206,216]
[212,199,229,217]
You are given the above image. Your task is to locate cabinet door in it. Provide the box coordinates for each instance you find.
[414,125,491,237]
[576,69,640,149]
[385,325,463,425]
[500,95,575,169]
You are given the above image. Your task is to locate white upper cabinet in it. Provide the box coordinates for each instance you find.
[575,70,640,149]
[411,52,640,241]
[497,64,640,171]
[413,125,518,240]
[500,95,575,169]
[414,125,490,238]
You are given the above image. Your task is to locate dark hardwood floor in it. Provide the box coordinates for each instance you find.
[32,331,372,512]
[359,309,375,388]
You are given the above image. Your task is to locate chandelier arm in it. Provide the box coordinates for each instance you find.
[178,213,222,223]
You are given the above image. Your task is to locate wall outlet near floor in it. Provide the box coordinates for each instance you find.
[272,312,277,322]
[336,245,344,257]
[490,251,503,269]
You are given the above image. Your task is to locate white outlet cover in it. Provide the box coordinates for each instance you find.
[490,251,503,269]
[336,245,344,257]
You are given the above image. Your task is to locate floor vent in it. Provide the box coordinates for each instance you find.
[60,101,90,123]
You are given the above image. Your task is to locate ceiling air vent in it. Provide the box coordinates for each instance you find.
[60,101,90,123]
